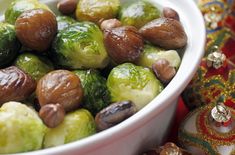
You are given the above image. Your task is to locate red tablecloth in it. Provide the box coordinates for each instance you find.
[167,97,189,143]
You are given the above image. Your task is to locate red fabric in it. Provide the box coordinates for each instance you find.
[167,97,189,143]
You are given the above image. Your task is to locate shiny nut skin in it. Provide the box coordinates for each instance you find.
[39,103,65,128]
[104,26,144,64]
[95,101,137,131]
[15,9,57,52]
[152,59,176,83]
[0,66,36,105]
[139,18,187,49]
[163,7,180,21]
[100,19,122,30]
[36,70,83,112]
[57,0,77,15]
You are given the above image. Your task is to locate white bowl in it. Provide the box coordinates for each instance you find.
[0,0,206,155]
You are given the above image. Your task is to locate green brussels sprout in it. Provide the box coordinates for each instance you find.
[119,0,161,29]
[107,63,163,110]
[14,52,54,81]
[0,22,20,68]
[76,0,120,23]
[5,0,50,24]
[51,22,109,69]
[43,109,96,148]
[136,44,181,69]
[0,101,46,154]
[56,15,76,31]
[73,69,111,115]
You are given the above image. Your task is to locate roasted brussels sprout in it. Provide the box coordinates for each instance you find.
[0,22,20,68]
[107,63,163,110]
[52,22,109,69]
[43,109,96,148]
[15,52,54,81]
[76,0,120,23]
[0,101,46,154]
[119,0,161,29]
[56,15,76,31]
[135,44,181,69]
[73,69,111,115]
[5,0,50,24]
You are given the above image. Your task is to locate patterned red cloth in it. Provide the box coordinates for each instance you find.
[167,98,189,143]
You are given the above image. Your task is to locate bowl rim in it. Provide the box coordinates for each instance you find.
[1,0,206,154]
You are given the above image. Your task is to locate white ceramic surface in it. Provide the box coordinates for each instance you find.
[0,0,206,155]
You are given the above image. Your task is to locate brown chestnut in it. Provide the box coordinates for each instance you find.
[57,0,77,15]
[36,70,83,112]
[163,7,180,21]
[152,59,176,83]
[39,103,65,128]
[139,18,187,49]
[15,9,57,52]
[104,26,144,64]
[100,19,122,30]
[95,101,137,131]
[0,66,36,105]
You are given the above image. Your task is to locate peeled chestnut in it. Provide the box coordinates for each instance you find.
[36,70,83,112]
[100,19,122,30]
[139,18,187,49]
[0,66,36,105]
[163,7,180,21]
[152,58,176,83]
[104,26,144,64]
[57,0,77,15]
[39,103,65,128]
[95,101,137,131]
[15,9,57,52]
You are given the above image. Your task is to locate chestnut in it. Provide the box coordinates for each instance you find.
[39,103,65,128]
[15,9,57,52]
[95,101,137,131]
[57,0,77,15]
[100,18,122,30]
[36,70,83,112]
[152,59,176,83]
[163,7,180,21]
[104,26,144,64]
[139,18,187,49]
[0,66,36,105]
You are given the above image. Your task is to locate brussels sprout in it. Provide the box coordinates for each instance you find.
[136,44,181,69]
[0,22,20,68]
[14,52,54,81]
[56,15,76,31]
[5,0,50,24]
[119,0,161,29]
[73,69,111,115]
[51,22,109,69]
[107,63,163,110]
[0,101,46,154]
[43,109,96,148]
[76,0,120,23]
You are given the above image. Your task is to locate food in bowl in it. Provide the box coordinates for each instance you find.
[0,0,191,154]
